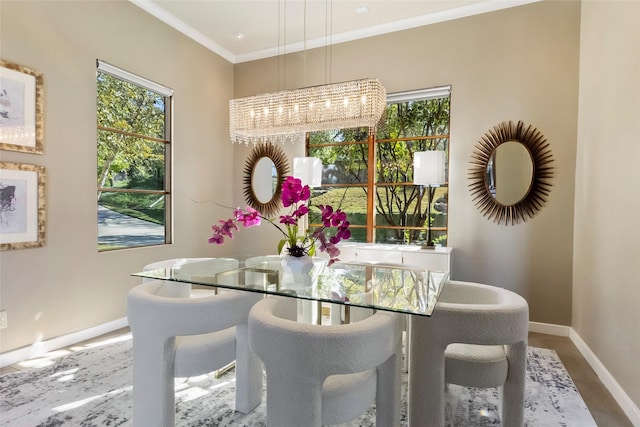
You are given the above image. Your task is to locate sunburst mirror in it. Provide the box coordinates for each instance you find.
[243,142,289,217]
[468,120,553,225]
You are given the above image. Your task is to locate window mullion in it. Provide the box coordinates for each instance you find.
[97,125,169,144]
[164,95,172,244]
[366,132,375,243]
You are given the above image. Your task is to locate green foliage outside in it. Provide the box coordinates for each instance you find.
[308,97,450,245]
[99,191,165,225]
[96,72,168,248]
[97,72,166,192]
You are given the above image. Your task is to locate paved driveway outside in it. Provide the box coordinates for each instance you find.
[98,205,165,247]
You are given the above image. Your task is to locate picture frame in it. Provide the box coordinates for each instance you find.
[0,162,46,250]
[0,60,44,154]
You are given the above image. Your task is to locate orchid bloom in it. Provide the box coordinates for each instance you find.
[292,205,309,218]
[207,227,225,245]
[235,206,261,227]
[218,219,237,237]
[208,206,257,245]
[281,176,310,207]
[279,215,297,226]
[315,233,341,265]
[208,176,351,265]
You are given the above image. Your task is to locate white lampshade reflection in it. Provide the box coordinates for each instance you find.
[293,157,322,187]
[413,151,446,186]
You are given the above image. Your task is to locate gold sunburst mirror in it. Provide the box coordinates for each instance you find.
[468,121,553,225]
[243,142,289,218]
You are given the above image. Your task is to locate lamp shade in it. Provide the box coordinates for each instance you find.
[293,157,322,187]
[413,151,446,186]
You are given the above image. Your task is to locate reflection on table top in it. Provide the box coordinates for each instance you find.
[132,257,449,317]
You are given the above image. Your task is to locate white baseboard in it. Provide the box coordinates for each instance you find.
[569,328,640,426]
[530,322,639,425]
[528,321,570,336]
[0,317,129,368]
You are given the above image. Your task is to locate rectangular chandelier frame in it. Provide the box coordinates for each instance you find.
[230,78,387,145]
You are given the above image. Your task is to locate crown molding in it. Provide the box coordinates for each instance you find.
[131,0,541,64]
[129,0,236,63]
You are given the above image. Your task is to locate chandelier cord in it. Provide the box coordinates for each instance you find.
[324,0,327,84]
[277,0,280,91]
[276,1,282,90]
[325,0,330,84]
[276,0,289,91]
[303,0,307,87]
[229,0,386,146]
[284,1,287,90]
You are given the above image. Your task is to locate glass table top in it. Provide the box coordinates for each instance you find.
[132,257,449,317]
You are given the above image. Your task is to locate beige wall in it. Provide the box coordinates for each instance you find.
[0,1,237,352]
[574,0,640,409]
[232,0,581,326]
[1,0,638,417]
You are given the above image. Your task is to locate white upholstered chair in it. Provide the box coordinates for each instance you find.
[127,258,263,426]
[409,280,529,427]
[248,296,403,427]
[141,257,230,298]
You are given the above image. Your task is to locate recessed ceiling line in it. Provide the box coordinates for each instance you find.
[230,0,543,64]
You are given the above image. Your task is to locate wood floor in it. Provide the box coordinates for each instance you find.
[1,329,634,426]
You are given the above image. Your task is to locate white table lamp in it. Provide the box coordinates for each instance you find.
[293,157,322,187]
[413,151,446,186]
[413,150,446,249]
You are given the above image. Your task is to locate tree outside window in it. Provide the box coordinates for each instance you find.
[96,62,172,251]
[307,88,450,246]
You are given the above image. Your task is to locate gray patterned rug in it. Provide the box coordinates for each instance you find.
[0,333,596,426]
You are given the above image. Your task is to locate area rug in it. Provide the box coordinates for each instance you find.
[0,333,596,426]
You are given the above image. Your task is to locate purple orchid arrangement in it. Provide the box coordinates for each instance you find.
[209,176,351,265]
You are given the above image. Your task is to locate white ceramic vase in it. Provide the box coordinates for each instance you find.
[281,255,314,294]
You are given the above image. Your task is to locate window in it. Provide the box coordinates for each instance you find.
[307,86,450,246]
[96,60,173,251]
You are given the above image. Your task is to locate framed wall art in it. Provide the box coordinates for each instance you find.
[0,162,46,250]
[0,60,44,154]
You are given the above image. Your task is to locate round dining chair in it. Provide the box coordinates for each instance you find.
[248,296,403,427]
[141,257,228,298]
[409,280,529,427]
[127,258,263,426]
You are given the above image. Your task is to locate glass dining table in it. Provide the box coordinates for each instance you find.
[132,256,449,426]
[133,257,448,317]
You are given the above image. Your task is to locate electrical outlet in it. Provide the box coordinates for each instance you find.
[0,310,7,329]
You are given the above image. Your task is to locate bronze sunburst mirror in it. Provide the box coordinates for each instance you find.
[243,142,290,218]
[468,120,553,225]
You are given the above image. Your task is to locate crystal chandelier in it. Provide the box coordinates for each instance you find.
[229,78,387,145]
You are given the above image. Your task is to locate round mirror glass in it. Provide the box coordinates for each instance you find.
[252,157,276,203]
[485,141,534,206]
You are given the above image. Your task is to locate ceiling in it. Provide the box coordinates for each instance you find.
[130,0,539,64]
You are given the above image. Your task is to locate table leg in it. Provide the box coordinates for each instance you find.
[408,314,445,427]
